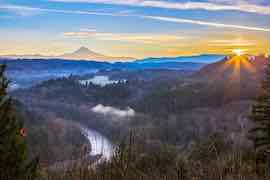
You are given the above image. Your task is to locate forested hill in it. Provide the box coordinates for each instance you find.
[195,55,269,82]
[13,100,90,164]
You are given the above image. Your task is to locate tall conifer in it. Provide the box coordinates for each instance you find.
[0,65,38,180]
[250,62,270,161]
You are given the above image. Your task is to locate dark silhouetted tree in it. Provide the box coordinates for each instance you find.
[0,65,38,180]
[249,61,270,162]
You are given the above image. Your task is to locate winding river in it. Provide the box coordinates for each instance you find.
[82,128,114,160]
[49,126,114,171]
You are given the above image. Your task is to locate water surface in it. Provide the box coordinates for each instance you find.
[82,128,113,160]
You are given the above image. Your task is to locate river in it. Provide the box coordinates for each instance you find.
[82,127,114,160]
[49,126,114,171]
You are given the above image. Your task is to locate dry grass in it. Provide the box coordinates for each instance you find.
[42,135,270,180]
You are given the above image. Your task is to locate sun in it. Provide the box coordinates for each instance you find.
[232,49,246,56]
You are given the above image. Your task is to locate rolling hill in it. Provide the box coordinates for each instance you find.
[195,54,269,82]
[194,54,270,102]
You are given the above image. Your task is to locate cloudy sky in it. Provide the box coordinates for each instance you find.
[0,0,269,58]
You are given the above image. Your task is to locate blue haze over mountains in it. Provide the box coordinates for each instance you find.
[2,54,224,90]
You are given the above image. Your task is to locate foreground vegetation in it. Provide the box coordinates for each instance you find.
[44,133,270,180]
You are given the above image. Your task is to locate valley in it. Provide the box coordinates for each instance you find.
[7,54,269,172]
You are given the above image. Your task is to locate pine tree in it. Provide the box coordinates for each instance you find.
[0,64,38,180]
[249,62,270,161]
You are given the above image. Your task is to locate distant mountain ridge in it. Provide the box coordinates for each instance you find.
[60,47,135,61]
[0,47,135,62]
[135,54,225,64]
[3,58,208,90]
[1,47,225,63]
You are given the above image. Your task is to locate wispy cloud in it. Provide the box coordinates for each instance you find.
[209,39,256,46]
[50,0,270,15]
[1,4,270,32]
[0,4,122,16]
[63,29,186,44]
[142,15,270,32]
[0,4,42,16]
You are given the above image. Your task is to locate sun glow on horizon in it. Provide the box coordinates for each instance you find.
[232,49,247,56]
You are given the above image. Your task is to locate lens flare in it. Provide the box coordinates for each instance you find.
[232,49,246,56]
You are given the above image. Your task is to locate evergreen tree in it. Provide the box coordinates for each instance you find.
[249,62,270,161]
[0,65,38,180]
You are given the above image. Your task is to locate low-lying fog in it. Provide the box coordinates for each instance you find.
[91,104,135,118]
[79,75,126,87]
[7,69,98,90]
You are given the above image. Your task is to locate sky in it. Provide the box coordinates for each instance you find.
[0,0,270,59]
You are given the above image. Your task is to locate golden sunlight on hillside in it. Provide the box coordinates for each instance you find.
[228,55,255,73]
[217,53,256,83]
